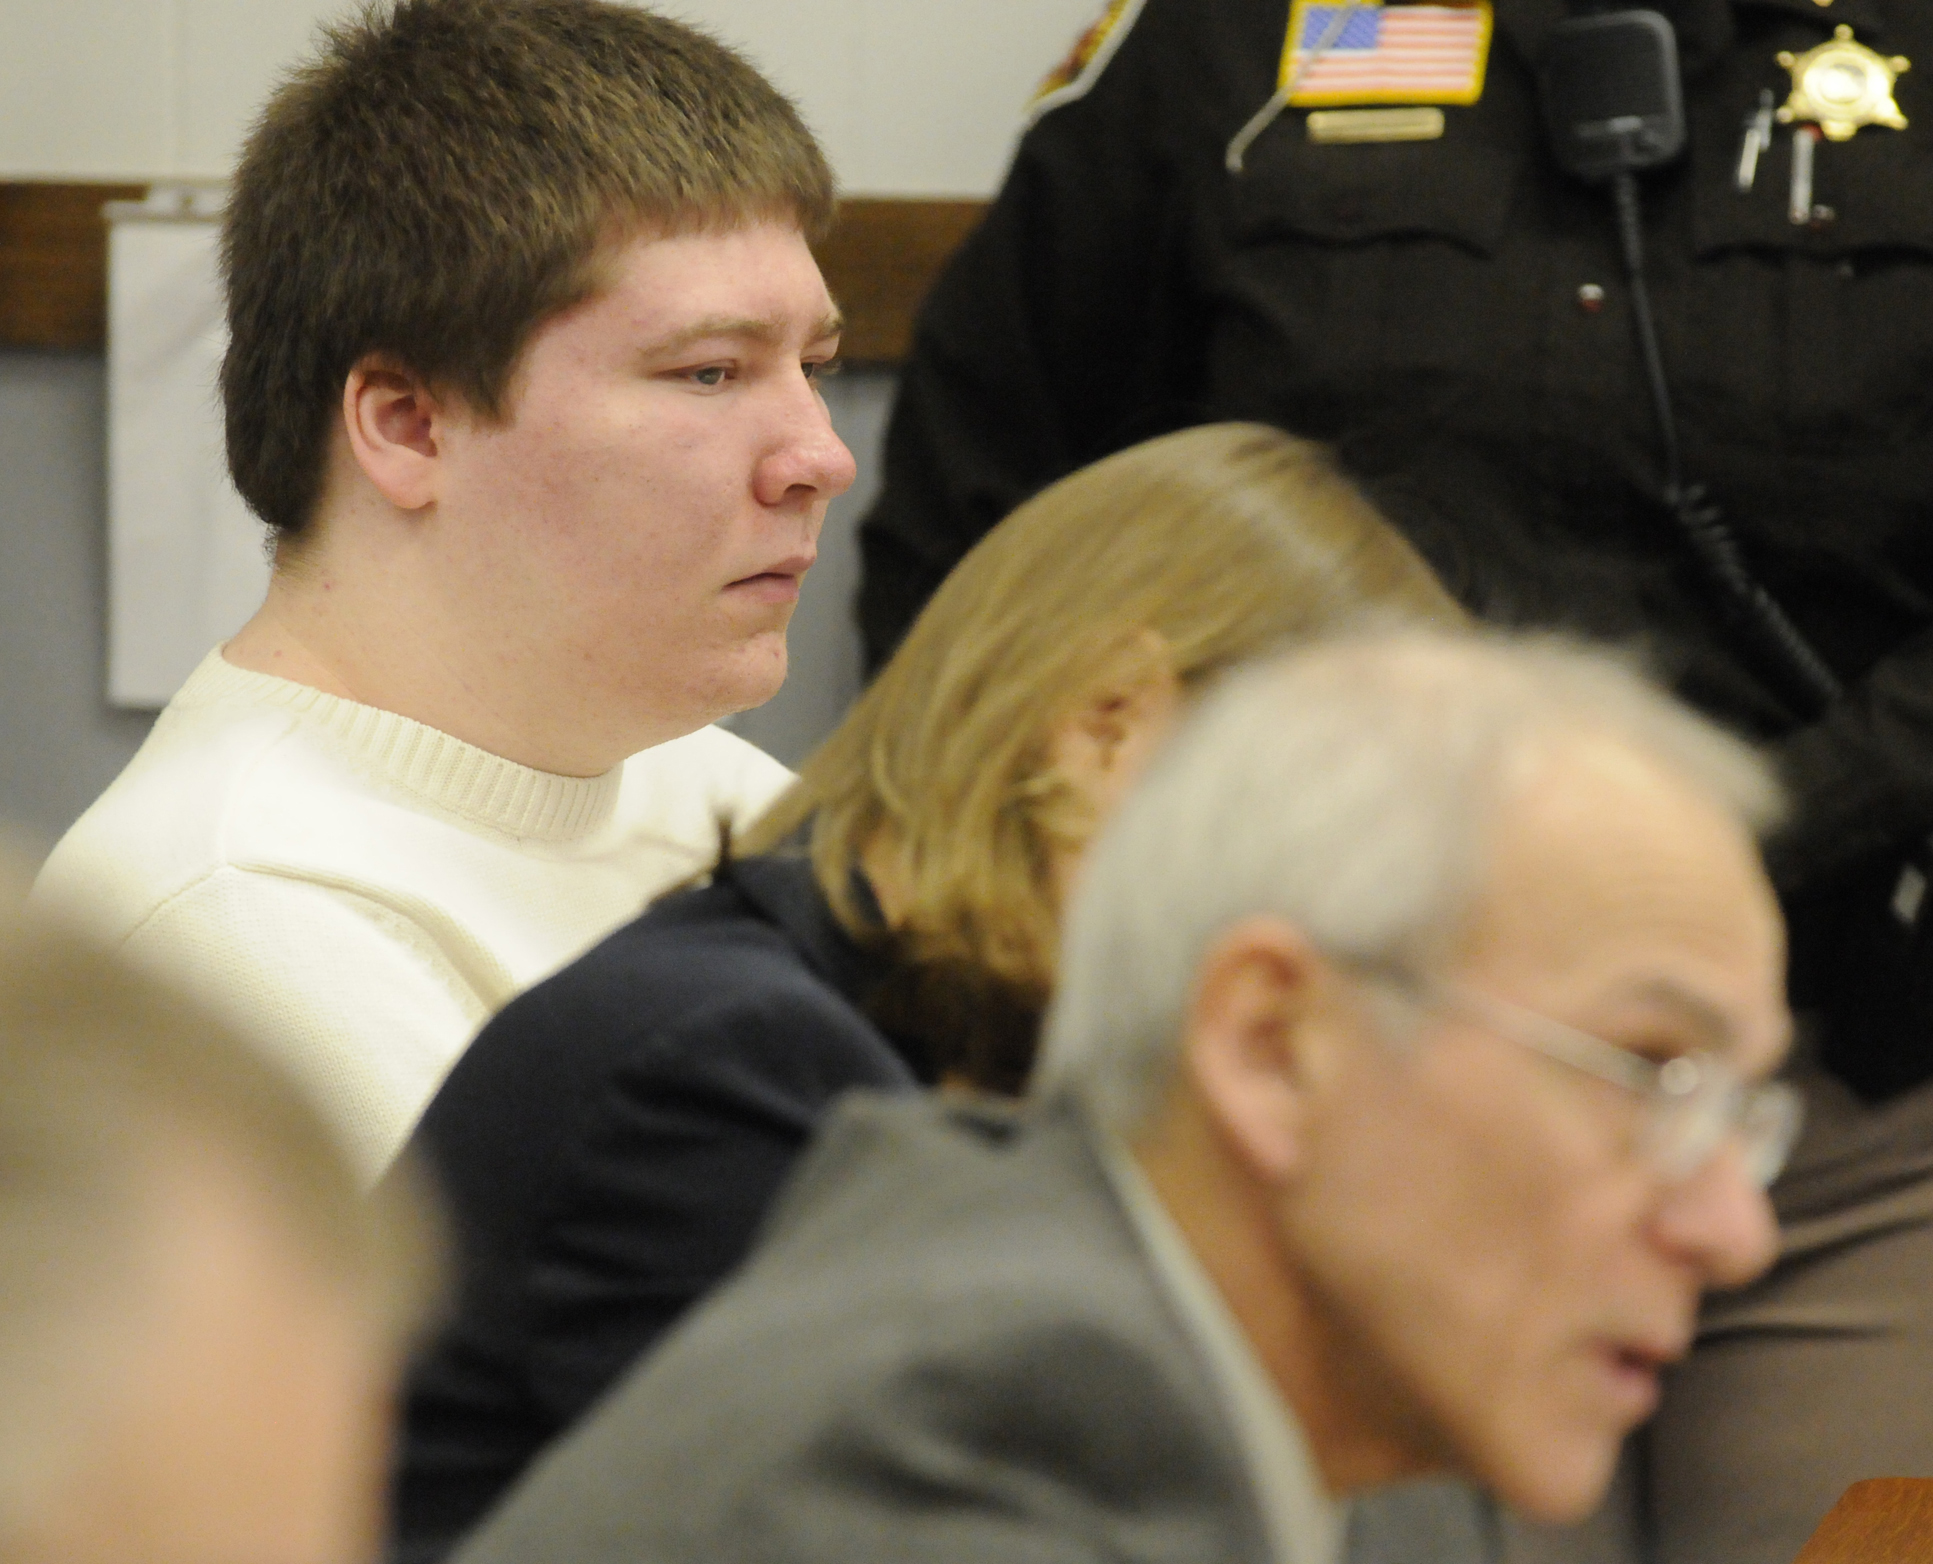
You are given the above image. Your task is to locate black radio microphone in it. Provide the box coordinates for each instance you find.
[1535,9,1843,712]
[1537,10,1686,181]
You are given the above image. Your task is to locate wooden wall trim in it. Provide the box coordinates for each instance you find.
[0,184,985,363]
[817,198,985,365]
[1793,1480,1933,1563]
[0,183,146,351]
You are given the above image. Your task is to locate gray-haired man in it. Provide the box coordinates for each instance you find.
[453,631,1796,1564]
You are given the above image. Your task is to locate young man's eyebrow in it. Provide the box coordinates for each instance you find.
[644,309,846,357]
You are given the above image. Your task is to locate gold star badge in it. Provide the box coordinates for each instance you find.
[1777,26,1909,142]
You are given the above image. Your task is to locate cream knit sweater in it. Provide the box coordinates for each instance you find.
[35,650,793,1178]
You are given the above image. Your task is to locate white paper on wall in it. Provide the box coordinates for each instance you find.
[106,187,270,709]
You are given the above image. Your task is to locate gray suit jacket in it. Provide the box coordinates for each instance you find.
[452,1094,1281,1564]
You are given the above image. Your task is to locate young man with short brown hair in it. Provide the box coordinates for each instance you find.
[37,0,855,1177]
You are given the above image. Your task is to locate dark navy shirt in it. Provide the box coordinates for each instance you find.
[388,855,924,1563]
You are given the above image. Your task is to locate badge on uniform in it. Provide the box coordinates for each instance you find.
[1776,25,1909,142]
[1281,0,1493,108]
[1736,24,1912,227]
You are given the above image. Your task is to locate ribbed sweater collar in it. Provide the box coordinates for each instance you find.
[175,651,622,843]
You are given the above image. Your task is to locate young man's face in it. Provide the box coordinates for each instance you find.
[432,221,854,763]
[1283,741,1789,1522]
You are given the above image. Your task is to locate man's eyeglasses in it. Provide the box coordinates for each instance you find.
[1355,969,1802,1190]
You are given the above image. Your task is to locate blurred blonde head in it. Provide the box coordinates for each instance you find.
[0,861,441,1563]
[744,423,1462,1087]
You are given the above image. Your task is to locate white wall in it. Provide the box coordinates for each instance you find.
[0,0,1100,195]
[0,353,158,851]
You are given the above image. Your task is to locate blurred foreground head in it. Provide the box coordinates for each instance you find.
[1038,631,1794,1522]
[0,879,440,1564]
[748,422,1462,1088]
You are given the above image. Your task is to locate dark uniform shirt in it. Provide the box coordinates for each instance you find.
[858,0,1933,1004]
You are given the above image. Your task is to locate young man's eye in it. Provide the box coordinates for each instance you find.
[687,365,730,388]
[803,357,843,384]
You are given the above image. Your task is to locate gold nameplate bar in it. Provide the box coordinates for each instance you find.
[1306,107,1447,144]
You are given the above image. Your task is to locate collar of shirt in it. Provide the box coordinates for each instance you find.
[721,853,935,1082]
[1094,1130,1344,1564]
[717,852,881,990]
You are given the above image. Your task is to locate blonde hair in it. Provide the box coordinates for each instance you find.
[743,424,1462,1085]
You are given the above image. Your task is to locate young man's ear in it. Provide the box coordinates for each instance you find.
[340,356,446,512]
[1183,918,1342,1187]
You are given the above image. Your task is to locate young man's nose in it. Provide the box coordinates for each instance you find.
[755,375,857,508]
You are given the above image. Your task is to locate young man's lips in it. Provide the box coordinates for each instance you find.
[726,555,815,602]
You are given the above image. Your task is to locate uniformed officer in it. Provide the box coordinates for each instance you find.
[857,3,1933,1561]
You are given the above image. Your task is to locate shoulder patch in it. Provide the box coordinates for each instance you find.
[1029,0,1151,121]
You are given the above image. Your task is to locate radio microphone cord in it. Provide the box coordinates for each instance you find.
[1610,169,1844,713]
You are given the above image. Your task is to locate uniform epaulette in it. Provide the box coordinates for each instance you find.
[1027,0,1151,123]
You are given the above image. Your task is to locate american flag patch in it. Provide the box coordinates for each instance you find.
[1281,1,1492,107]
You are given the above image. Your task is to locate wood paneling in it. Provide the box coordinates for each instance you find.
[0,183,144,350]
[0,184,986,362]
[1794,1479,1933,1563]
[816,198,985,365]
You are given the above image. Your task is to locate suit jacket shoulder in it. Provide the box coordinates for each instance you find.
[455,1095,1274,1564]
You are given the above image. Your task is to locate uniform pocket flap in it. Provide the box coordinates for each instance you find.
[1692,68,1933,259]
[1230,112,1524,254]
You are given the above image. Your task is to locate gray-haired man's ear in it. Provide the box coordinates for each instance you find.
[1170,916,1342,1188]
